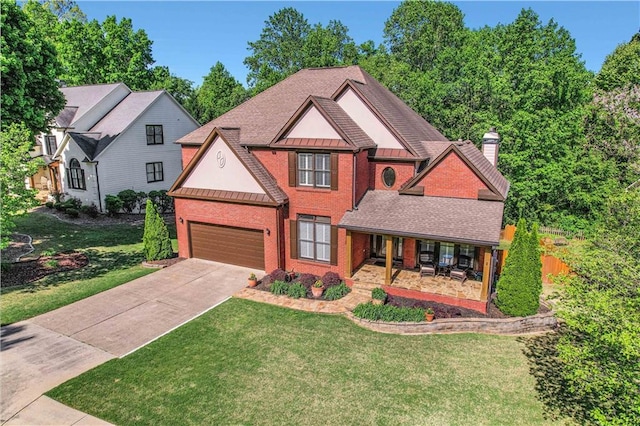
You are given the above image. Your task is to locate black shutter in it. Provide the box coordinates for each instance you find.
[288,151,297,187]
[330,225,338,265]
[80,169,86,190]
[290,219,298,259]
[330,153,339,190]
[66,168,71,187]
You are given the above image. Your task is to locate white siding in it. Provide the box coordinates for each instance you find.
[336,88,404,149]
[183,136,265,193]
[71,84,130,131]
[96,94,198,206]
[482,143,498,166]
[59,138,101,207]
[285,106,341,139]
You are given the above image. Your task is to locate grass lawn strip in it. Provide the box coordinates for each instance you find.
[0,213,176,325]
[48,299,559,425]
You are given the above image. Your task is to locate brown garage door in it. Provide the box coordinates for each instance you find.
[189,222,265,270]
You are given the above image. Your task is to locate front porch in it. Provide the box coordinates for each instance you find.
[350,261,490,313]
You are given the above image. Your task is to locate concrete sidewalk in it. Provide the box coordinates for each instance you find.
[1,259,256,424]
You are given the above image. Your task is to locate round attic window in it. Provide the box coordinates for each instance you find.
[382,167,396,188]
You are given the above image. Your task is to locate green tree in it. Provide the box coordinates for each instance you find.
[1,0,65,134]
[244,7,310,92]
[557,189,640,424]
[496,218,540,316]
[142,199,173,261]
[192,62,247,123]
[595,32,640,91]
[0,123,44,248]
[302,20,358,68]
[149,66,196,113]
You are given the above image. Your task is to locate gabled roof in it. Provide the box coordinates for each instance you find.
[63,91,166,161]
[271,95,375,151]
[56,83,125,127]
[169,127,288,206]
[339,191,504,246]
[400,140,510,200]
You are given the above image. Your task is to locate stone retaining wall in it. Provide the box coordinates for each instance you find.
[345,311,558,335]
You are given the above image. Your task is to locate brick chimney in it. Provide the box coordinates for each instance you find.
[482,127,500,167]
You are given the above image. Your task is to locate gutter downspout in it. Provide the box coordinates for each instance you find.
[352,152,357,209]
[95,162,103,212]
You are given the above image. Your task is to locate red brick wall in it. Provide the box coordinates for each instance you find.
[252,149,356,278]
[369,161,415,190]
[351,232,369,271]
[181,146,200,169]
[355,150,370,203]
[173,198,279,272]
[418,152,488,199]
[402,238,417,269]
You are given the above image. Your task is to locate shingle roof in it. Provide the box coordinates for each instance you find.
[275,138,351,149]
[339,191,504,246]
[65,91,164,160]
[178,66,368,145]
[455,140,510,199]
[169,187,275,206]
[309,96,376,150]
[57,83,124,127]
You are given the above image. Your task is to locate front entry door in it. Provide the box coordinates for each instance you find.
[371,235,403,261]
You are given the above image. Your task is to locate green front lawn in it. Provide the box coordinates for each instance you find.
[48,299,560,425]
[0,212,176,325]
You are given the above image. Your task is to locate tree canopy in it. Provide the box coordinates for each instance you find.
[1,0,65,134]
[594,32,640,91]
[191,62,247,124]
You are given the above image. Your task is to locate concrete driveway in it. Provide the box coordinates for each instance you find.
[1,258,256,424]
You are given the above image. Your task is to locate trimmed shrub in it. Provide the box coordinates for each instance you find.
[66,197,82,210]
[142,199,173,261]
[270,268,288,282]
[45,201,54,208]
[54,203,65,211]
[286,282,307,299]
[149,190,173,214]
[270,280,288,295]
[295,273,317,288]
[324,282,351,300]
[321,271,342,287]
[372,287,387,301]
[496,218,542,316]
[65,208,79,218]
[80,204,99,218]
[352,302,425,322]
[118,189,138,213]
[136,191,147,213]
[104,195,123,216]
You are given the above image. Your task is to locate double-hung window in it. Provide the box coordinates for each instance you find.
[146,162,163,182]
[298,215,331,262]
[146,125,164,145]
[45,135,57,155]
[298,153,330,188]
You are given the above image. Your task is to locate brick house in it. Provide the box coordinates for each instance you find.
[169,66,509,311]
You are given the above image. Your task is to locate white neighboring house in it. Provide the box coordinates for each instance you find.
[33,82,199,211]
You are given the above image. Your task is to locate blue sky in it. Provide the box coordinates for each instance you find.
[77,1,640,87]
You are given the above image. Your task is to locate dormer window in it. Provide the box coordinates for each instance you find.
[382,167,396,188]
[146,125,164,145]
[298,153,330,188]
[45,135,57,155]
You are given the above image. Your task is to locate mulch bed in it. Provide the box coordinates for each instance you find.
[2,252,89,287]
[387,294,551,319]
[35,205,174,226]
[1,234,32,263]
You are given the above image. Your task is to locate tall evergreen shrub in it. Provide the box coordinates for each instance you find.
[142,199,173,261]
[528,223,543,311]
[496,218,542,316]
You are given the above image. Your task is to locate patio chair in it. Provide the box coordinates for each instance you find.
[419,252,436,277]
[450,255,471,283]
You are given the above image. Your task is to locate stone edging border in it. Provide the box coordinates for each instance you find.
[141,261,167,269]
[345,311,558,335]
[236,288,558,335]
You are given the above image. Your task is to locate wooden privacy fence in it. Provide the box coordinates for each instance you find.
[499,225,572,284]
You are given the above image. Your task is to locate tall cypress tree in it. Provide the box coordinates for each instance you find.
[496,218,540,316]
[142,199,173,261]
[528,223,543,312]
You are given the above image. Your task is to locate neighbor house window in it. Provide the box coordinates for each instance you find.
[45,135,57,155]
[146,125,164,145]
[146,162,163,182]
[66,158,86,190]
[298,153,330,188]
[298,215,331,262]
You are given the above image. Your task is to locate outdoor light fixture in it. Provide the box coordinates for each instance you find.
[179,217,184,224]
[266,228,270,236]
